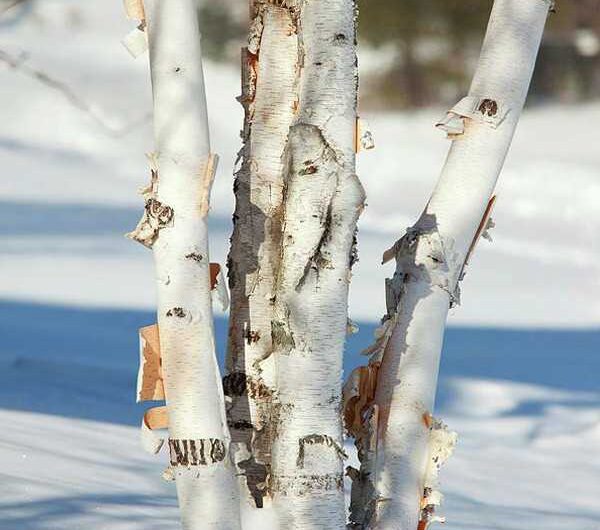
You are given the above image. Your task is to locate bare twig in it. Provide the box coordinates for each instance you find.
[0,49,150,137]
[0,0,29,16]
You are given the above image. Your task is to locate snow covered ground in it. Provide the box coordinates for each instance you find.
[1,304,598,529]
[1,2,599,529]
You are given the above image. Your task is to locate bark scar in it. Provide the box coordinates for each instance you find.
[168,438,227,466]
[295,199,334,291]
[296,434,347,468]
[185,252,203,262]
[478,98,498,117]
[166,307,186,318]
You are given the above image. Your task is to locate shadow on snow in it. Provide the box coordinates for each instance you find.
[0,299,598,426]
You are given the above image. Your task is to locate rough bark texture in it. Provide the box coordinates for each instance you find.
[345,1,553,528]
[225,1,300,507]
[226,3,363,525]
[268,1,363,528]
[270,124,364,528]
[141,1,241,528]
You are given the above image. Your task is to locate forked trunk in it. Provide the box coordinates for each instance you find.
[345,1,553,528]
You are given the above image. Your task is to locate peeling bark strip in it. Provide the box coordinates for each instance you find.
[345,2,552,529]
[169,439,227,466]
[436,95,510,135]
[141,405,168,455]
[126,165,175,249]
[137,324,164,402]
[122,22,148,59]
[417,417,457,529]
[199,153,219,218]
[124,0,145,20]
[141,1,241,529]
[343,363,379,437]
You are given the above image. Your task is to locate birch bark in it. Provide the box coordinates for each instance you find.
[136,1,241,528]
[226,0,363,524]
[225,1,299,506]
[268,1,364,528]
[346,1,553,528]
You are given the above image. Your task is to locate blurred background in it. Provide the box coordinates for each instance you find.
[1,1,599,529]
[205,0,600,109]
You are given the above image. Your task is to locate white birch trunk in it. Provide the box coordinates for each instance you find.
[269,1,364,528]
[346,1,553,528]
[226,3,363,522]
[225,1,299,506]
[140,2,241,528]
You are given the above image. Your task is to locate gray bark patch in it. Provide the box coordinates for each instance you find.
[238,455,269,508]
[272,473,344,495]
[222,371,274,401]
[271,320,295,353]
[347,465,377,528]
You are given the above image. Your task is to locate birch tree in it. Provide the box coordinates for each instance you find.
[125,0,554,529]
[225,0,300,507]
[225,0,364,527]
[344,0,554,528]
[268,0,364,524]
[126,1,241,528]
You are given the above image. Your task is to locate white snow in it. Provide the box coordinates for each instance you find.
[1,2,599,529]
[1,0,599,327]
[3,365,599,529]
